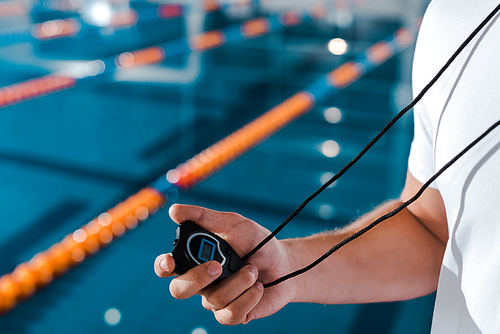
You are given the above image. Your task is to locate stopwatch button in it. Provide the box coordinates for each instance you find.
[173,238,178,246]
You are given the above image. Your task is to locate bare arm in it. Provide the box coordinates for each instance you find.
[289,171,447,304]
[154,170,448,323]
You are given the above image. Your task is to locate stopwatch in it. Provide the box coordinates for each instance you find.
[171,221,245,282]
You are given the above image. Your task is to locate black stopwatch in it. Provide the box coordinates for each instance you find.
[171,221,246,282]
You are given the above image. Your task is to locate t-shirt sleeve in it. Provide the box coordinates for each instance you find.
[408,104,437,188]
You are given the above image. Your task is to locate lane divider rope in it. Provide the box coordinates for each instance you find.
[0,10,312,109]
[0,16,419,316]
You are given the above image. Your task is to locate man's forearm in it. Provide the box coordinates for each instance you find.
[283,200,446,304]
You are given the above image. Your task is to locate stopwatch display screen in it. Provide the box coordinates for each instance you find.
[198,239,216,262]
[186,232,226,266]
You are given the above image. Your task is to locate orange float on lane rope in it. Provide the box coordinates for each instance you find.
[241,18,270,37]
[0,187,165,315]
[189,30,227,51]
[172,92,315,189]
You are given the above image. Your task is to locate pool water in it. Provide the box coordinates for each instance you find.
[0,1,434,333]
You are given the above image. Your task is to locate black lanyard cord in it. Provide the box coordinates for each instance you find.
[241,2,500,283]
[264,119,500,288]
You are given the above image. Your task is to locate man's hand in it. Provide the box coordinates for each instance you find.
[154,204,298,325]
[155,172,447,324]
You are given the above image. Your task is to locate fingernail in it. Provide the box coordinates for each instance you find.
[207,262,221,277]
[249,265,258,279]
[255,282,263,291]
[159,257,169,271]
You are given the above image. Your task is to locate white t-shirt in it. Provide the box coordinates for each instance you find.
[409,1,500,333]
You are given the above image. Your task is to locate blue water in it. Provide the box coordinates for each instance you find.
[0,1,434,333]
